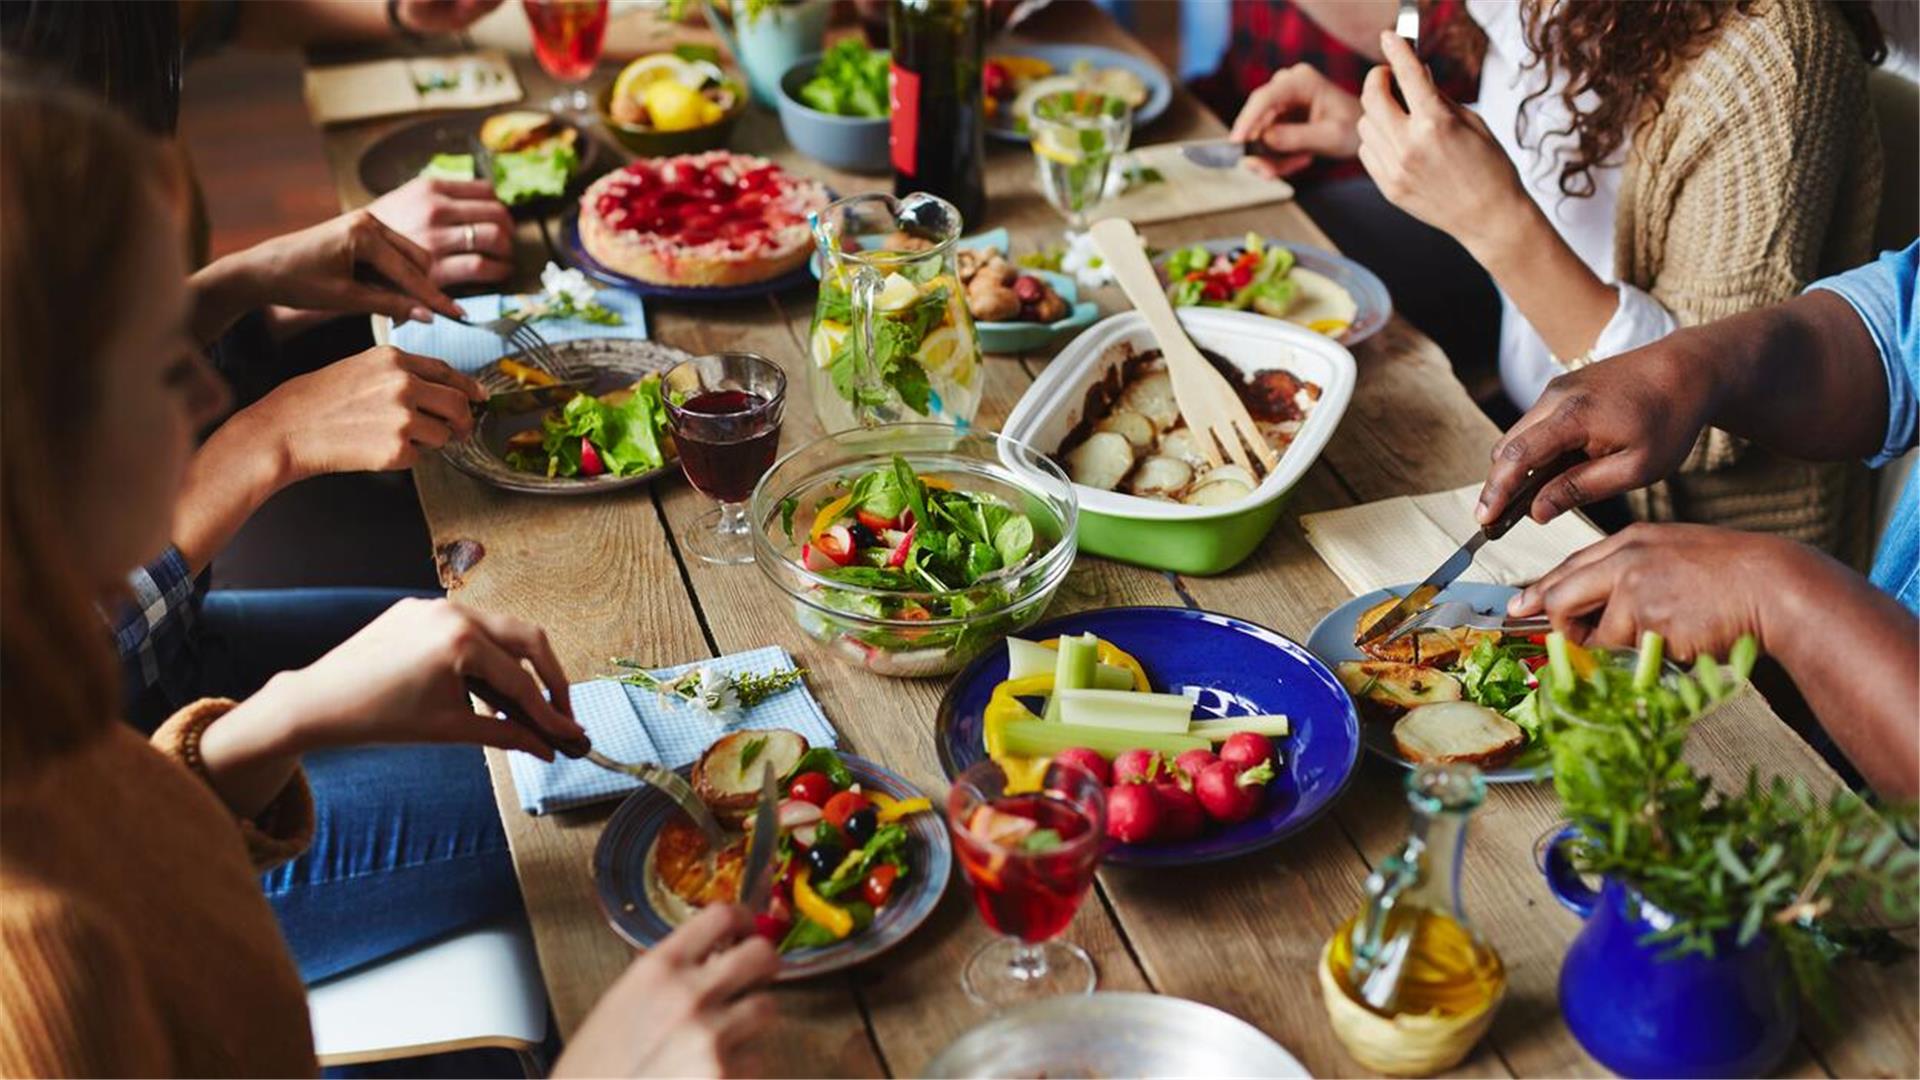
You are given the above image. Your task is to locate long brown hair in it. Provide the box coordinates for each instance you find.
[1512,0,1885,199]
[0,69,178,774]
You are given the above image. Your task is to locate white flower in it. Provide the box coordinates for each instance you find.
[540,262,598,310]
[694,667,742,720]
[1060,230,1115,290]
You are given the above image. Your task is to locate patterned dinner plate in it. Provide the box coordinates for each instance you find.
[439,337,691,496]
[592,754,951,981]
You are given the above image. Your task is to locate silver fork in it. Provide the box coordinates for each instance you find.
[457,308,573,381]
[1383,599,1549,643]
[1396,0,1420,46]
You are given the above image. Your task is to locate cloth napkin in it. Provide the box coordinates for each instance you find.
[389,290,648,376]
[303,51,522,126]
[507,646,839,815]
[1299,484,1606,596]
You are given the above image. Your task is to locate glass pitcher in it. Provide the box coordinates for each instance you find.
[807,192,983,433]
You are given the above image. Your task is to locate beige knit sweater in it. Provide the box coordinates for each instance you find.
[1604,0,1881,566]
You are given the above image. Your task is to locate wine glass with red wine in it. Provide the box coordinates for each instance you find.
[522,0,609,118]
[948,758,1107,1006]
[663,352,788,566]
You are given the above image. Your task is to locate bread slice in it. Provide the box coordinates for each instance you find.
[480,109,559,153]
[692,728,808,822]
[1392,702,1526,768]
[1336,660,1463,723]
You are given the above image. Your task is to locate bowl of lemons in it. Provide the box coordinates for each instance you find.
[599,52,748,157]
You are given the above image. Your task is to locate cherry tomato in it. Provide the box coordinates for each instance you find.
[753,911,790,943]
[822,790,874,831]
[1227,265,1253,289]
[1523,653,1550,671]
[862,864,899,907]
[788,771,834,806]
[1202,278,1231,301]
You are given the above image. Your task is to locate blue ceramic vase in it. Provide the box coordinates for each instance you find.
[1543,826,1798,1078]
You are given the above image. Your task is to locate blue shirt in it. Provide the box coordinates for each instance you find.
[1809,240,1920,612]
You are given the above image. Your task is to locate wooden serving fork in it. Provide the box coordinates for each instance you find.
[1088,218,1280,475]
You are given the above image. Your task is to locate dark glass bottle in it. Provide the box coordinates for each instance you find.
[888,0,986,226]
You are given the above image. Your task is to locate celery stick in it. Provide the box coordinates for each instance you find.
[1092,663,1135,690]
[1005,637,1055,681]
[1057,689,1193,733]
[1190,714,1291,741]
[1001,719,1208,760]
[1633,630,1664,690]
[1728,634,1758,684]
[1694,654,1725,701]
[1044,633,1100,722]
[1546,633,1575,701]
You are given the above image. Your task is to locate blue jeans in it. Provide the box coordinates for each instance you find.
[182,589,523,983]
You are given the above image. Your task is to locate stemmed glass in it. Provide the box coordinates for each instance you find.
[522,0,609,119]
[663,353,788,566]
[948,758,1107,1006]
[1029,90,1133,238]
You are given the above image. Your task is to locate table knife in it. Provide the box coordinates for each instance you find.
[463,677,728,849]
[738,764,780,912]
[1354,452,1584,649]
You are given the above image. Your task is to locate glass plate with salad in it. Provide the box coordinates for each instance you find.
[1152,235,1392,347]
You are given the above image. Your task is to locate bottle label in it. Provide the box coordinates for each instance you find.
[889,62,920,176]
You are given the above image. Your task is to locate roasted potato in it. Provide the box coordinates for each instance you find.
[691,728,809,823]
[1064,431,1136,491]
[1393,702,1526,768]
[1335,660,1464,723]
[1094,409,1156,450]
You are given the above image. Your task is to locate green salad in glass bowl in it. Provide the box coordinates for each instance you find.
[750,425,1077,678]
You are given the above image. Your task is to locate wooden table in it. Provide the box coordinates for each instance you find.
[308,6,1916,1075]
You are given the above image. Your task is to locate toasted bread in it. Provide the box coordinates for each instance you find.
[1336,660,1463,723]
[479,110,577,153]
[1392,702,1525,768]
[692,728,808,822]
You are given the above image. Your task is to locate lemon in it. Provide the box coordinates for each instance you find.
[916,325,977,387]
[642,79,711,132]
[613,54,700,104]
[1032,128,1083,166]
[1305,317,1351,337]
[811,319,848,369]
[874,272,920,312]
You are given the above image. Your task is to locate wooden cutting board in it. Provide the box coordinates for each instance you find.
[1091,142,1296,226]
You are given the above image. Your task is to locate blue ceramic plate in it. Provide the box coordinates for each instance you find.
[592,754,951,981]
[935,606,1361,867]
[561,206,820,301]
[1151,239,1392,348]
[1305,581,1551,784]
[985,44,1173,143]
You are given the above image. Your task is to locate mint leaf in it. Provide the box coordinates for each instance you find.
[1019,828,1063,854]
[737,736,768,777]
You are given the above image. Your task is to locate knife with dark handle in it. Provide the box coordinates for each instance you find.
[1353,451,1585,648]
[464,677,728,849]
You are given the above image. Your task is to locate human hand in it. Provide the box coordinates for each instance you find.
[1507,523,1835,660]
[1475,337,1718,526]
[394,0,506,34]
[1227,64,1363,179]
[256,597,581,759]
[557,905,780,1078]
[367,177,516,289]
[234,345,485,484]
[217,208,464,324]
[1355,32,1529,251]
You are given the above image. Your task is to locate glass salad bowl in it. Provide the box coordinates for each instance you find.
[749,424,1078,678]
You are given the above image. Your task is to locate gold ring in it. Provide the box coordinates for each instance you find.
[463,222,477,253]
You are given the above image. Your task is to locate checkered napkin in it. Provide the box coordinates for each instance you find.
[506,646,838,815]
[388,290,649,376]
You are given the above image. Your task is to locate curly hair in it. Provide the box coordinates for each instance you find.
[1513,0,1885,199]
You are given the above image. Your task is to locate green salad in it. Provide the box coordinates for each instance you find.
[502,377,670,479]
[782,456,1053,659]
[1164,232,1298,314]
[798,39,889,118]
[415,144,578,206]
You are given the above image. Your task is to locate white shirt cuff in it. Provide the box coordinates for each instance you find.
[1588,282,1681,362]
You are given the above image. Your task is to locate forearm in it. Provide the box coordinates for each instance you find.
[185,256,264,346]
[171,408,294,574]
[196,674,308,820]
[1293,0,1398,58]
[1466,205,1623,362]
[1698,291,1891,463]
[1765,552,1920,800]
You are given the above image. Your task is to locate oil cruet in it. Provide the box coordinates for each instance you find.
[1320,763,1506,1076]
[807,191,984,433]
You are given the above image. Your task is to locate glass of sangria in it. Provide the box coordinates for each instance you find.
[663,352,787,565]
[522,0,609,118]
[1029,90,1132,237]
[948,758,1107,1005]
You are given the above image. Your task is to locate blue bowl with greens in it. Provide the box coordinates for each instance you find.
[749,424,1078,678]
[777,46,891,175]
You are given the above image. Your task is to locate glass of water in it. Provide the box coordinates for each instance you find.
[1029,91,1133,236]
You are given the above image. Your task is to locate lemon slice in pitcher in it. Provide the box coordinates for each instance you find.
[1032,128,1084,167]
[811,319,848,369]
[917,326,977,387]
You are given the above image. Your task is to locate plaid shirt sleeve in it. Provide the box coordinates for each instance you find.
[111,546,204,705]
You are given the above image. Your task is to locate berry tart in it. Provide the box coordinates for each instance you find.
[578,151,830,288]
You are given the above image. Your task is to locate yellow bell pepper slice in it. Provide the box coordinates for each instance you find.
[999,754,1051,795]
[497,358,557,388]
[1039,637,1149,691]
[984,673,1052,758]
[1565,639,1598,678]
[792,868,854,939]
[809,494,854,541]
[867,791,932,823]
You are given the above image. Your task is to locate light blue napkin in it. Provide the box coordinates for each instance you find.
[507,646,838,815]
[389,288,648,376]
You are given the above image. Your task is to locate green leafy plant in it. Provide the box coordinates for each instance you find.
[1537,630,1917,1005]
[798,38,889,117]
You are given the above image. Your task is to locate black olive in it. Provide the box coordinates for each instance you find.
[848,522,879,549]
[806,842,845,880]
[844,807,879,846]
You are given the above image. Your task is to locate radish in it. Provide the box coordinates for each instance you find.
[1218,732,1275,774]
[816,525,857,566]
[777,798,824,831]
[1112,749,1164,786]
[801,543,838,572]
[1105,782,1163,843]
[1174,748,1219,784]
[886,524,916,568]
[1054,746,1111,786]
[579,438,606,477]
[1194,760,1275,825]
[1151,782,1205,840]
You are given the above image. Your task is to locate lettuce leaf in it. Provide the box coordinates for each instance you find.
[419,152,475,181]
[492,143,576,205]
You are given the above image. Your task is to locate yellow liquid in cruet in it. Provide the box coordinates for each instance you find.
[1327,908,1506,1018]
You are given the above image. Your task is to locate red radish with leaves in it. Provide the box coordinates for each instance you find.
[1112,749,1163,786]
[1218,732,1275,774]
[1106,782,1163,843]
[1054,747,1111,786]
[1174,748,1219,783]
[1151,782,1205,840]
[1194,760,1274,824]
